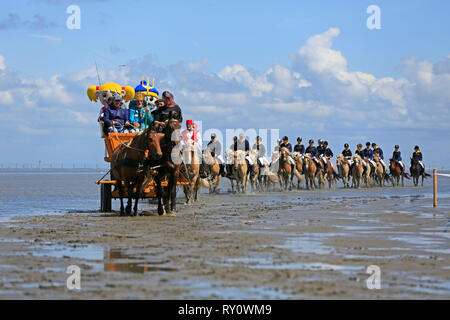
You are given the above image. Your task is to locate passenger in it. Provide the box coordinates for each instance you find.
[234,133,254,175]
[355,144,367,168]
[152,91,183,127]
[280,136,295,169]
[206,133,225,176]
[103,94,131,133]
[252,136,269,168]
[392,145,405,173]
[305,139,320,167]
[317,139,327,169]
[226,136,239,176]
[128,94,153,133]
[412,145,424,170]
[323,141,338,175]
[362,142,376,169]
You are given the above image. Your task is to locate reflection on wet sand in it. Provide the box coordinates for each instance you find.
[103,248,177,273]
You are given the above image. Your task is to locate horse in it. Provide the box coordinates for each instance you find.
[410,157,430,186]
[373,154,385,187]
[201,149,221,193]
[337,154,350,188]
[323,158,337,189]
[292,152,305,189]
[182,141,202,204]
[278,147,293,191]
[303,153,319,190]
[247,150,260,192]
[389,158,410,187]
[362,159,372,188]
[351,154,364,189]
[110,128,163,216]
[226,150,248,193]
[154,117,182,215]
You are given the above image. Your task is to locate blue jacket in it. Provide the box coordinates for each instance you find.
[393,151,402,161]
[342,149,352,157]
[373,147,384,160]
[294,144,305,154]
[355,149,364,157]
[280,142,292,152]
[362,148,373,160]
[129,101,153,130]
[317,145,325,155]
[305,146,318,157]
[103,104,129,127]
[324,147,334,157]
[412,151,423,161]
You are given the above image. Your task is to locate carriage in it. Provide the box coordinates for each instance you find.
[95,132,190,212]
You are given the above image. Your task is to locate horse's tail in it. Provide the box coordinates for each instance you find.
[199,178,211,189]
[404,173,411,179]
[293,168,303,181]
[424,172,431,177]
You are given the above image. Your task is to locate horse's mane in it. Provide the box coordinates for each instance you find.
[248,149,258,163]
[353,154,362,162]
[292,151,301,159]
[202,149,215,164]
[304,153,312,159]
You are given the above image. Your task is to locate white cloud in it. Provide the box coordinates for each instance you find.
[0,54,5,70]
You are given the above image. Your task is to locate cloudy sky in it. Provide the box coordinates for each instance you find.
[1,0,449,168]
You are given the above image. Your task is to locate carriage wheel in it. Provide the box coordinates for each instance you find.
[100,183,112,212]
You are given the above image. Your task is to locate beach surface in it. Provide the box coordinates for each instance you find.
[1,184,449,299]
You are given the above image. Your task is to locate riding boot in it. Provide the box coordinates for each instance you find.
[220,164,225,177]
[226,164,232,177]
[291,164,295,172]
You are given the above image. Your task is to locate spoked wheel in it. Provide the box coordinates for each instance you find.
[100,183,112,212]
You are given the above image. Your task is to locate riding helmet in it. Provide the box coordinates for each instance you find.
[324,141,328,146]
[372,143,377,147]
[366,142,371,147]
[309,139,314,144]
[283,136,288,141]
[297,137,302,142]
[344,143,349,148]
[395,145,399,149]
[414,145,419,150]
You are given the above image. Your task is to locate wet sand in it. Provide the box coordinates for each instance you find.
[0,188,449,299]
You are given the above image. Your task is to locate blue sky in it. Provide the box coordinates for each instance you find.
[1,0,449,168]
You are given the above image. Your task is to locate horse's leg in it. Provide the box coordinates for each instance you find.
[124,179,133,215]
[170,172,177,213]
[117,180,125,216]
[155,176,164,216]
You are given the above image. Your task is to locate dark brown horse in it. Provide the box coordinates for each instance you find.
[110,128,163,216]
[389,158,410,187]
[410,157,430,187]
[154,117,182,215]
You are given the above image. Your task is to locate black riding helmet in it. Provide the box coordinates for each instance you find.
[366,142,371,147]
[395,145,399,149]
[414,145,419,150]
[297,137,302,142]
[372,143,377,147]
[309,139,314,144]
[283,136,289,141]
[344,143,349,148]
[324,141,328,146]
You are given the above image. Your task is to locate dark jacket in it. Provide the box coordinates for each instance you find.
[362,148,373,160]
[305,146,318,157]
[234,139,250,152]
[280,142,292,153]
[412,151,422,161]
[324,147,334,158]
[393,151,402,161]
[373,147,384,160]
[342,149,352,157]
[294,144,305,154]
[317,145,325,155]
[252,143,266,158]
[103,104,129,127]
[152,103,183,123]
[355,149,364,157]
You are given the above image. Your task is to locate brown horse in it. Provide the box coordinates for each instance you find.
[278,147,293,191]
[154,118,182,215]
[337,154,350,188]
[247,150,260,192]
[323,159,337,189]
[389,158,409,187]
[303,153,319,190]
[292,152,305,189]
[351,154,364,189]
[363,159,372,187]
[182,142,201,204]
[373,154,385,187]
[201,149,221,193]
[228,150,248,193]
[110,128,163,216]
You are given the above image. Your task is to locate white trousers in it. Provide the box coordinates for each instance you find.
[246,156,254,166]
[216,155,224,164]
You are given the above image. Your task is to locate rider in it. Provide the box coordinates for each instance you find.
[372,143,387,173]
[103,94,131,133]
[206,133,225,176]
[305,139,320,167]
[152,91,183,128]
[412,145,425,170]
[226,136,238,177]
[342,143,353,166]
[393,145,405,173]
[235,133,253,174]
[323,141,338,176]
[294,137,305,155]
[317,139,327,170]
[181,120,202,164]
[355,144,367,170]
[362,142,376,170]
[252,136,269,168]
[280,136,295,169]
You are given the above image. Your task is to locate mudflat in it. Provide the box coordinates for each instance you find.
[0,189,449,299]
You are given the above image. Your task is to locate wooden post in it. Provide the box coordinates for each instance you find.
[433,169,437,208]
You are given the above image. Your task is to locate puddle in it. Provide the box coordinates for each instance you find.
[32,244,104,260]
[277,235,334,254]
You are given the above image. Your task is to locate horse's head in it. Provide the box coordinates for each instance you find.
[145,131,163,160]
[164,118,181,145]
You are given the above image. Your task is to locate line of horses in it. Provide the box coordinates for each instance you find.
[107,123,431,216]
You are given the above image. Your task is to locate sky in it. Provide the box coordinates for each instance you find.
[0,0,449,168]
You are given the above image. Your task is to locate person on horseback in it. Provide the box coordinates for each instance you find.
[372,143,387,173]
[235,133,254,174]
[226,136,238,177]
[206,133,225,176]
[252,136,269,168]
[181,120,202,157]
[355,143,367,170]
[294,137,305,155]
[103,94,131,133]
[317,139,328,170]
[305,139,320,167]
[280,136,296,169]
[412,146,425,170]
[323,141,338,176]
[342,143,353,166]
[392,145,405,173]
[362,142,376,171]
